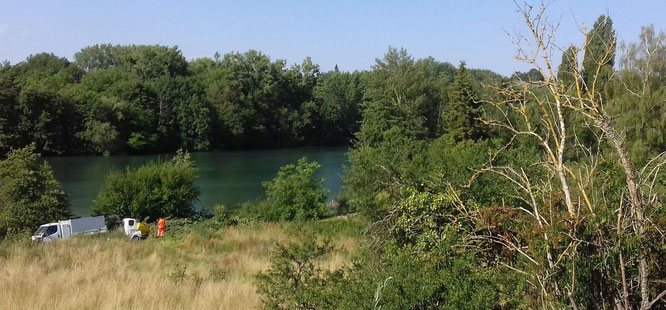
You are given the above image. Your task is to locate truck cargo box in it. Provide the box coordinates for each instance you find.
[61,216,107,234]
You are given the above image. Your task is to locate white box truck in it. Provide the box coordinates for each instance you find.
[31,216,108,242]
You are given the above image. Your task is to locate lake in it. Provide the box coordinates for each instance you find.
[45,147,348,217]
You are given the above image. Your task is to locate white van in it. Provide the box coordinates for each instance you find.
[32,216,108,242]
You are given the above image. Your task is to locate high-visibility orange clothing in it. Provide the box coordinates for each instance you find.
[157,218,165,237]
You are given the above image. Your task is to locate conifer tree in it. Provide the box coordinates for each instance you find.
[582,15,616,93]
[557,45,578,91]
[444,62,482,141]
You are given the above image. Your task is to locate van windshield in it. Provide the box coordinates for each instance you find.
[34,225,57,236]
[34,226,47,235]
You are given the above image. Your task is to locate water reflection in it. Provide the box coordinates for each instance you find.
[45,147,348,216]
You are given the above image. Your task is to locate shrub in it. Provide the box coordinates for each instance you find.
[168,264,188,284]
[261,157,329,221]
[208,266,228,282]
[256,235,344,310]
[92,149,199,220]
[255,187,516,309]
[336,247,505,310]
[0,145,70,239]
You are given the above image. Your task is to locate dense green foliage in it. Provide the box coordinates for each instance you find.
[314,71,364,144]
[0,44,511,156]
[252,158,329,221]
[258,15,666,310]
[254,47,525,309]
[346,48,505,220]
[0,46,366,155]
[0,145,70,238]
[557,45,578,90]
[256,190,512,310]
[92,150,199,220]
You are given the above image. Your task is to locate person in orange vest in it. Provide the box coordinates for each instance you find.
[157,218,166,238]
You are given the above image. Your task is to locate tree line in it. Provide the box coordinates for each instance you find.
[0,46,359,155]
[0,44,508,157]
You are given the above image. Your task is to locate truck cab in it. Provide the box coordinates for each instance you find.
[32,223,61,242]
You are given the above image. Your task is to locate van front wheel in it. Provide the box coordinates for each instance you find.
[131,235,140,241]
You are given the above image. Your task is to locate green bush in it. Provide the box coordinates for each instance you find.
[256,235,344,310]
[92,149,199,220]
[260,157,329,221]
[337,247,506,310]
[256,232,507,310]
[255,187,518,309]
[0,145,70,239]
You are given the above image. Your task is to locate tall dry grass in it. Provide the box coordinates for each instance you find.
[0,221,357,310]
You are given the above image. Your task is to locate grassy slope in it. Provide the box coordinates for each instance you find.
[0,217,364,310]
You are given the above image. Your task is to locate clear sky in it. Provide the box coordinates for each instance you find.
[1,0,664,76]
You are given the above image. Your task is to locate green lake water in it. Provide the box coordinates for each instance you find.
[45,147,348,217]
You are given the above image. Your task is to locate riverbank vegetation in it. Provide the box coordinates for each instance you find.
[0,144,69,239]
[92,149,199,220]
[2,3,666,309]
[237,157,330,222]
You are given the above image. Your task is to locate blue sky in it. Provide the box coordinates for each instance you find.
[1,1,664,76]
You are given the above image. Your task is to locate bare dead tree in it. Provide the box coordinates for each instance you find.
[471,2,666,309]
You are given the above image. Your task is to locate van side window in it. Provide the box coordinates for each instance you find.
[45,225,58,236]
[129,220,135,226]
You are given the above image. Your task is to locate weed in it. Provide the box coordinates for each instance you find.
[168,264,188,284]
[209,267,228,282]
[189,271,204,289]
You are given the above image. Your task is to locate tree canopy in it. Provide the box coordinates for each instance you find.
[0,145,70,238]
[0,47,378,155]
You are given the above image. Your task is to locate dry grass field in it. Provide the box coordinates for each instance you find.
[0,219,360,310]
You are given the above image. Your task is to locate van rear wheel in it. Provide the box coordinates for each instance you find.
[131,235,140,241]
